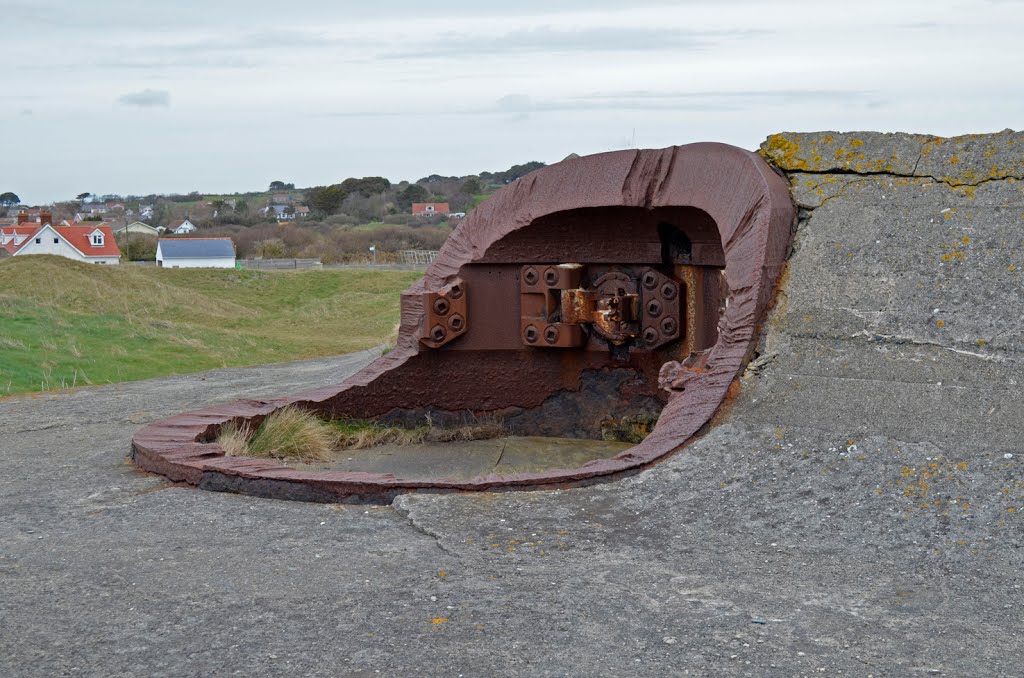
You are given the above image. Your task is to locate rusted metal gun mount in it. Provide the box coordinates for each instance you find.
[519,264,683,350]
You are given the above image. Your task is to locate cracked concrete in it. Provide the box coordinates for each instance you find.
[2,131,1024,676]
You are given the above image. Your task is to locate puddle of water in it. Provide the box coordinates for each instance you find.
[285,436,632,481]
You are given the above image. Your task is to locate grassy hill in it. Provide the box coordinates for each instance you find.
[0,256,421,395]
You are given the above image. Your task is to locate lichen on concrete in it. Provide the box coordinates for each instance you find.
[761,128,1024,187]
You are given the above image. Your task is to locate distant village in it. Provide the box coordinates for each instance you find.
[0,194,459,268]
[0,162,544,268]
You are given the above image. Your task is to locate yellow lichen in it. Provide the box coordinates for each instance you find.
[762,134,807,170]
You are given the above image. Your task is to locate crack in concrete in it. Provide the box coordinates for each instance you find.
[786,166,1022,192]
[391,500,462,559]
[848,330,1007,363]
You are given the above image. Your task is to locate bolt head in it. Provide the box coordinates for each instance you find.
[660,282,678,300]
[641,271,658,289]
[660,317,677,334]
[523,267,539,285]
[448,284,464,299]
[647,299,662,317]
[543,267,559,286]
[524,324,539,343]
[544,325,560,344]
[430,324,447,342]
[432,298,451,315]
[447,313,464,331]
[642,327,659,345]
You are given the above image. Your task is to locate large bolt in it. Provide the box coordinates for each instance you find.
[660,282,678,300]
[430,325,447,342]
[544,325,560,344]
[447,313,464,331]
[661,317,677,335]
[448,283,464,299]
[646,299,662,317]
[543,267,559,286]
[641,270,658,289]
[432,297,451,315]
[523,267,539,286]
[524,325,539,343]
[642,327,660,346]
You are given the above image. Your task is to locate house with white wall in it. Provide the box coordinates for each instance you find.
[113,221,162,237]
[2,221,121,264]
[168,219,198,234]
[156,238,235,268]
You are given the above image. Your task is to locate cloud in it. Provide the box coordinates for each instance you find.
[496,94,534,113]
[384,26,761,59]
[116,89,171,108]
[316,88,877,120]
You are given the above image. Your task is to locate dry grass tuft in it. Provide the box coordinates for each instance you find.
[217,420,252,457]
[218,406,335,461]
[333,415,506,450]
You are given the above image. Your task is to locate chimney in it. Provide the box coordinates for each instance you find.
[39,210,52,225]
[17,209,30,225]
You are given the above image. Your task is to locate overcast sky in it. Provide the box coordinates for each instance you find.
[2,0,1022,204]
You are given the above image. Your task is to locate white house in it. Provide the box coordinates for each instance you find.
[2,222,121,264]
[168,218,198,234]
[156,238,235,268]
[113,221,162,237]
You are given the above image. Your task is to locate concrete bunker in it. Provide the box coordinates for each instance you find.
[132,143,795,502]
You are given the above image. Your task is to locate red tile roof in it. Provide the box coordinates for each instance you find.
[2,223,120,257]
[56,224,121,257]
[1,224,42,254]
[412,202,450,215]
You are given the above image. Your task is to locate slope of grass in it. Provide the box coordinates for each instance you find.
[0,256,420,394]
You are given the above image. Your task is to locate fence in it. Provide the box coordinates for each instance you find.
[239,258,322,270]
[399,250,439,266]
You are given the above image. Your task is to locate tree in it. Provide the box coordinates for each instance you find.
[340,176,391,197]
[396,184,429,211]
[0,192,20,206]
[305,184,349,215]
[460,177,481,195]
[76,192,91,201]
[235,199,249,215]
[269,181,295,191]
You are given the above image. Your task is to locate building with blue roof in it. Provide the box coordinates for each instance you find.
[156,238,236,269]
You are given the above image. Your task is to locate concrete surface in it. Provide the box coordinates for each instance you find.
[289,437,632,481]
[3,131,1024,676]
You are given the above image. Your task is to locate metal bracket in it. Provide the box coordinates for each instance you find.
[519,264,681,349]
[419,278,467,348]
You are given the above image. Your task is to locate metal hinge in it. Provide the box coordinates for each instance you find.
[519,264,681,349]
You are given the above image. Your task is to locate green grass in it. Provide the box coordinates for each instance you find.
[0,256,420,395]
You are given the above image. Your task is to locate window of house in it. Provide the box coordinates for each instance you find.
[53,238,59,244]
[35,238,41,244]
[92,233,104,246]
